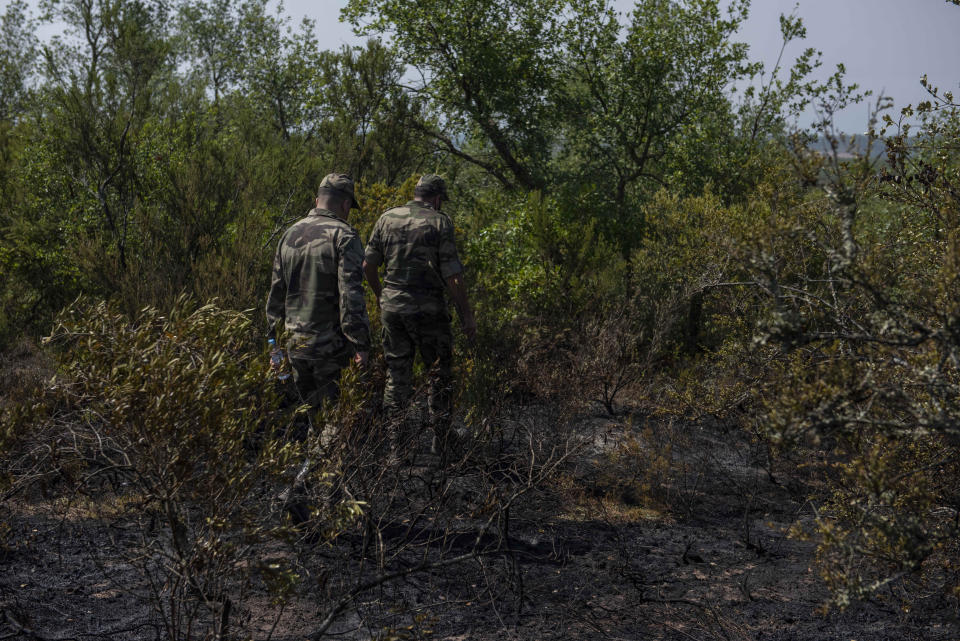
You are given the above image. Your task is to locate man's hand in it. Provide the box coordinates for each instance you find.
[354,351,369,367]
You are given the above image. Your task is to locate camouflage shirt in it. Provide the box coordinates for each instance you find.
[365,200,464,314]
[266,208,371,357]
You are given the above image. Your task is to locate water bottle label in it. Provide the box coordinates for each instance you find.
[269,343,290,382]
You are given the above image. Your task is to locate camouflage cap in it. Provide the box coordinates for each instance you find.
[414,174,449,200]
[318,173,360,209]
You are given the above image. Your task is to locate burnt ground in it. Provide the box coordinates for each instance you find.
[2,406,959,641]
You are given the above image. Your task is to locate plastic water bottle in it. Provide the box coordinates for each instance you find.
[267,338,291,381]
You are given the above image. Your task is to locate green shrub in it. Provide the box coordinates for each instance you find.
[737,107,960,612]
[1,296,361,638]
[466,190,627,326]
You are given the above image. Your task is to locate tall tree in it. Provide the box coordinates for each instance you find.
[235,0,321,140]
[37,0,174,271]
[314,40,430,184]
[176,0,243,105]
[343,0,570,190]
[0,0,39,122]
[561,0,755,207]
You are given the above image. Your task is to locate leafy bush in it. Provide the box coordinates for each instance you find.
[732,105,960,611]
[466,191,627,324]
[1,296,363,638]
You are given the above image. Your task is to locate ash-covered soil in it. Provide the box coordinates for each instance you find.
[2,409,958,640]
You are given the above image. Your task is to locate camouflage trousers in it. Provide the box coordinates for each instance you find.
[381,309,453,430]
[287,335,352,413]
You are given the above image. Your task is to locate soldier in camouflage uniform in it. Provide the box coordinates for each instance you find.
[266,173,371,410]
[363,175,476,454]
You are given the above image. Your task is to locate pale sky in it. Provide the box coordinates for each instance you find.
[281,0,960,133]
[16,0,960,133]
[720,0,960,132]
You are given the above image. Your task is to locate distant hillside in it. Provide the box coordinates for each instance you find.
[810,134,888,159]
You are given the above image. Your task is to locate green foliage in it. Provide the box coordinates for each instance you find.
[345,0,831,253]
[737,102,960,609]
[2,296,363,637]
[0,0,433,347]
[36,295,301,520]
[0,0,840,347]
[3,0,959,620]
[809,432,960,610]
[315,41,434,184]
[461,189,653,409]
[466,190,627,326]
[234,0,321,139]
[0,0,39,121]
[344,0,570,191]
[176,0,244,100]
[560,0,756,221]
